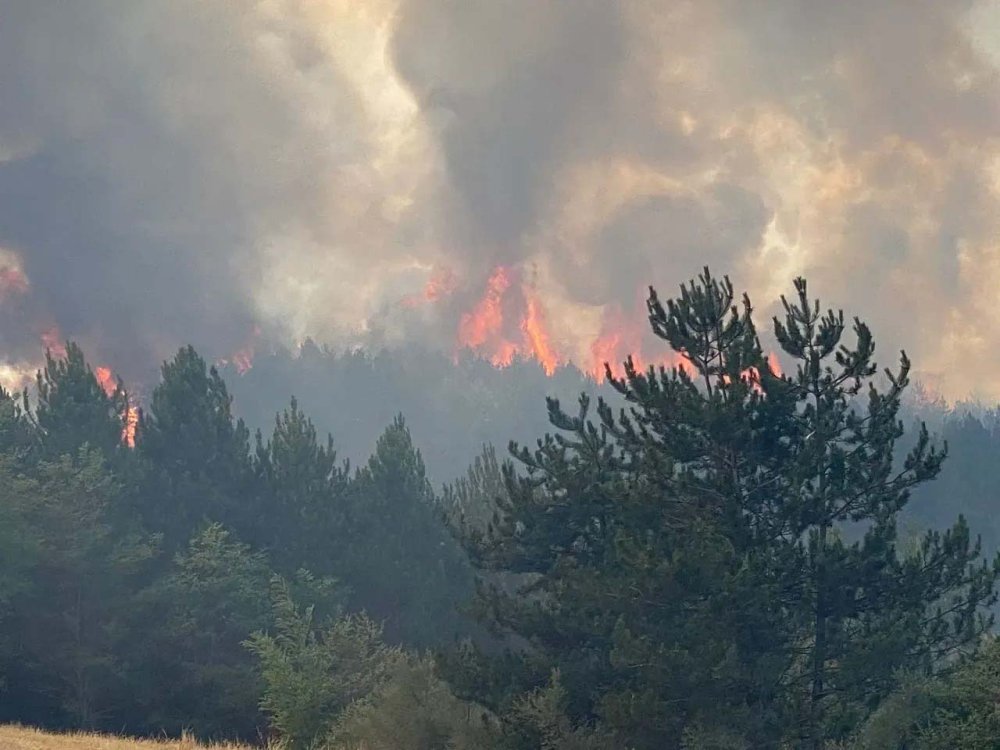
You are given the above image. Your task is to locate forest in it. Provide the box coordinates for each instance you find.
[2,269,1000,750]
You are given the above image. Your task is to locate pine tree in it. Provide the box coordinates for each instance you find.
[0,453,38,702]
[32,342,131,459]
[344,416,473,646]
[450,268,1000,748]
[251,397,349,573]
[0,448,155,730]
[618,270,999,744]
[0,385,35,458]
[764,278,997,745]
[136,346,252,548]
[441,443,507,532]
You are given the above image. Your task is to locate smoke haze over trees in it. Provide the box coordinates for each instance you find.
[6,3,1000,401]
[1,269,1000,748]
[7,3,1000,747]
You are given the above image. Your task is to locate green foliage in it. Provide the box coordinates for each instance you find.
[853,638,1000,749]
[907,409,1000,557]
[0,447,156,729]
[450,268,1000,749]
[246,577,400,750]
[343,416,473,646]
[762,277,996,745]
[504,671,616,750]
[1,277,999,749]
[137,346,252,549]
[33,342,131,459]
[0,386,34,458]
[128,524,279,739]
[251,397,349,573]
[221,343,591,484]
[329,655,494,750]
[441,443,508,531]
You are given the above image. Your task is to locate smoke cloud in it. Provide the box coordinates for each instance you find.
[2,0,1000,399]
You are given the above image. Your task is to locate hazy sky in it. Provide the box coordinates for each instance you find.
[3,1,1000,399]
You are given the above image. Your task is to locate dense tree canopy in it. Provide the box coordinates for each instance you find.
[0,268,998,749]
[447,269,1000,748]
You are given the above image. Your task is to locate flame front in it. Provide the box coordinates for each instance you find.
[122,406,139,448]
[521,293,558,375]
[449,266,770,383]
[456,266,561,374]
[218,325,262,375]
[458,266,511,350]
[94,365,137,448]
[95,366,115,394]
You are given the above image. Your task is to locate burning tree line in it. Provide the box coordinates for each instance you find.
[0,268,998,749]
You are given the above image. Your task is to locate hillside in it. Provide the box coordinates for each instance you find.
[0,725,256,750]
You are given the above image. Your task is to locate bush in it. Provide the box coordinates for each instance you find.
[329,655,494,750]
[245,577,400,750]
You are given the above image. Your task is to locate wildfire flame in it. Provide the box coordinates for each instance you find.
[94,365,138,448]
[230,348,254,375]
[218,325,262,375]
[123,406,139,448]
[521,293,558,375]
[767,351,783,377]
[95,366,115,394]
[401,267,459,309]
[458,266,510,350]
[40,327,67,359]
[455,266,564,374]
[423,267,458,302]
[448,265,778,385]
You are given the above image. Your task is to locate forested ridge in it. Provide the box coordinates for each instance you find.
[3,270,1000,749]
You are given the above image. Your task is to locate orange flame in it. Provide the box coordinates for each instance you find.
[95,366,116,395]
[455,266,562,374]
[458,266,510,349]
[424,267,458,302]
[491,340,519,368]
[521,293,558,375]
[453,272,769,385]
[230,347,254,375]
[767,351,782,377]
[589,303,684,381]
[40,327,67,359]
[94,365,137,448]
[590,311,639,381]
[123,406,139,448]
[401,267,459,309]
[218,326,261,375]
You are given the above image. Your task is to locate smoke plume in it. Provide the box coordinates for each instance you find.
[2,1,1000,399]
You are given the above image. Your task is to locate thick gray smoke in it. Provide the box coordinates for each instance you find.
[2,1,1000,398]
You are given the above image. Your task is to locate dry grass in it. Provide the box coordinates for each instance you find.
[0,725,262,750]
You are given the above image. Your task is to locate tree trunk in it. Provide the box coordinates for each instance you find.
[809,522,827,750]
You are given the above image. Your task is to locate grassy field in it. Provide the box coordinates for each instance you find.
[0,725,261,750]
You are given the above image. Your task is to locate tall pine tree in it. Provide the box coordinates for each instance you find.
[136,346,252,549]
[250,397,349,574]
[345,416,473,646]
[32,342,130,459]
[450,269,1000,748]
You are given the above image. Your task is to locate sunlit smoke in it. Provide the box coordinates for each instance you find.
[93,363,137,448]
[2,3,1000,400]
[40,328,67,359]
